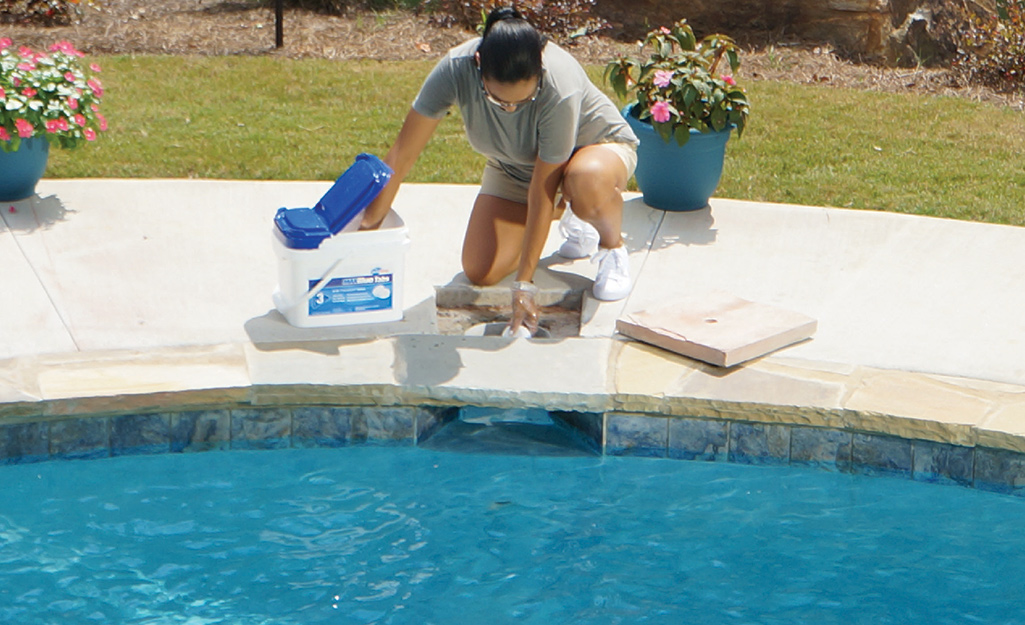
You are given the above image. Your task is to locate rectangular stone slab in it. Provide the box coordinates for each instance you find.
[616,290,817,367]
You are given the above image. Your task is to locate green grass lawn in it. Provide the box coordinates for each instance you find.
[48,55,1025,226]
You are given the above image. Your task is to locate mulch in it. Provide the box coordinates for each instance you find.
[3,0,1021,110]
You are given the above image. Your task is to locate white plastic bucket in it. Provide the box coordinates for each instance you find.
[272,210,410,328]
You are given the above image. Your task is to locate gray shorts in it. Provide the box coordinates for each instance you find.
[479,142,638,205]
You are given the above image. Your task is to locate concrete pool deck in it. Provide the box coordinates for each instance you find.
[3,179,1025,484]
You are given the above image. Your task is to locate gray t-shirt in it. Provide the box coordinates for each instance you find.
[413,38,638,183]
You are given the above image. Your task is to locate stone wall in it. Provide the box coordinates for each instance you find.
[595,0,993,63]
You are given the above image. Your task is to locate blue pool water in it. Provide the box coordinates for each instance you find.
[1,446,1023,624]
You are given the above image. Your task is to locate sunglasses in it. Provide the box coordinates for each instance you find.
[477,66,542,111]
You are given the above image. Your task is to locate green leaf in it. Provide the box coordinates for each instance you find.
[604,61,633,99]
[673,23,696,50]
[673,125,691,146]
[710,107,727,131]
[727,49,741,73]
[682,84,698,107]
[654,119,673,143]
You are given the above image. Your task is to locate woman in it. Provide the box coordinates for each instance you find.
[360,7,638,335]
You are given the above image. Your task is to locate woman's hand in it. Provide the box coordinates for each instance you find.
[506,281,539,337]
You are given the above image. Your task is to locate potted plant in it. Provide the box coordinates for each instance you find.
[605,20,750,211]
[0,38,107,201]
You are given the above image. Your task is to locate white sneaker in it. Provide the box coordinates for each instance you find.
[592,245,631,301]
[557,208,600,259]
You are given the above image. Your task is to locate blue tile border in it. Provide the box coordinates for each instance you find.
[604,413,1025,498]
[791,427,852,472]
[50,417,110,461]
[293,406,358,448]
[729,422,791,465]
[364,407,416,444]
[111,413,171,456]
[852,433,913,479]
[668,417,728,462]
[974,447,1025,495]
[171,410,231,453]
[0,421,49,465]
[913,440,974,487]
[230,408,292,450]
[0,405,449,463]
[606,413,667,458]
[5,405,1025,499]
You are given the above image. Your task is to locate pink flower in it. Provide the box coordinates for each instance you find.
[660,26,671,34]
[96,113,107,131]
[0,127,9,142]
[18,46,33,57]
[87,78,103,97]
[64,71,76,82]
[45,118,70,133]
[15,118,33,138]
[90,63,101,73]
[0,37,12,50]
[0,87,5,99]
[49,40,84,57]
[653,69,674,88]
[721,74,737,86]
[84,128,96,141]
[74,114,86,126]
[651,100,672,124]
[17,62,35,72]
[22,87,37,97]
[69,97,78,110]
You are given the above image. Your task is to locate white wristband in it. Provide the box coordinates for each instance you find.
[512,281,538,294]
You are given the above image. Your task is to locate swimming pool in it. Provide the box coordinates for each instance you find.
[2,443,1022,624]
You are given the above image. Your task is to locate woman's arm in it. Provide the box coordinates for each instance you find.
[515,157,566,282]
[360,108,442,230]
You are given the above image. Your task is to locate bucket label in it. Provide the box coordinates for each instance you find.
[309,273,393,316]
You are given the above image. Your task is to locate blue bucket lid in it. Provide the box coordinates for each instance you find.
[274,207,331,250]
[273,153,393,250]
[314,153,393,235]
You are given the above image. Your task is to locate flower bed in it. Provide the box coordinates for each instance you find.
[0,37,106,151]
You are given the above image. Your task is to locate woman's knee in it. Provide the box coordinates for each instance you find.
[462,257,507,286]
[461,194,525,286]
[562,148,626,214]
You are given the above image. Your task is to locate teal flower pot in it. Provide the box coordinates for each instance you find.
[623,105,732,212]
[0,137,50,202]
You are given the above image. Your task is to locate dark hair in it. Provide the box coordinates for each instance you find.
[477,7,545,83]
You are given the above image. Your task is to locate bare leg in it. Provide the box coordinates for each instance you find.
[560,145,628,249]
[461,193,528,286]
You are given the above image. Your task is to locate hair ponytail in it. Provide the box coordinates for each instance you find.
[477,6,545,83]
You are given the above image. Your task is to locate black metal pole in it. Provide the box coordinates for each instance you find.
[275,0,284,48]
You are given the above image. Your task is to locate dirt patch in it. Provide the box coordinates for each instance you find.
[436,305,581,338]
[4,0,1021,110]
